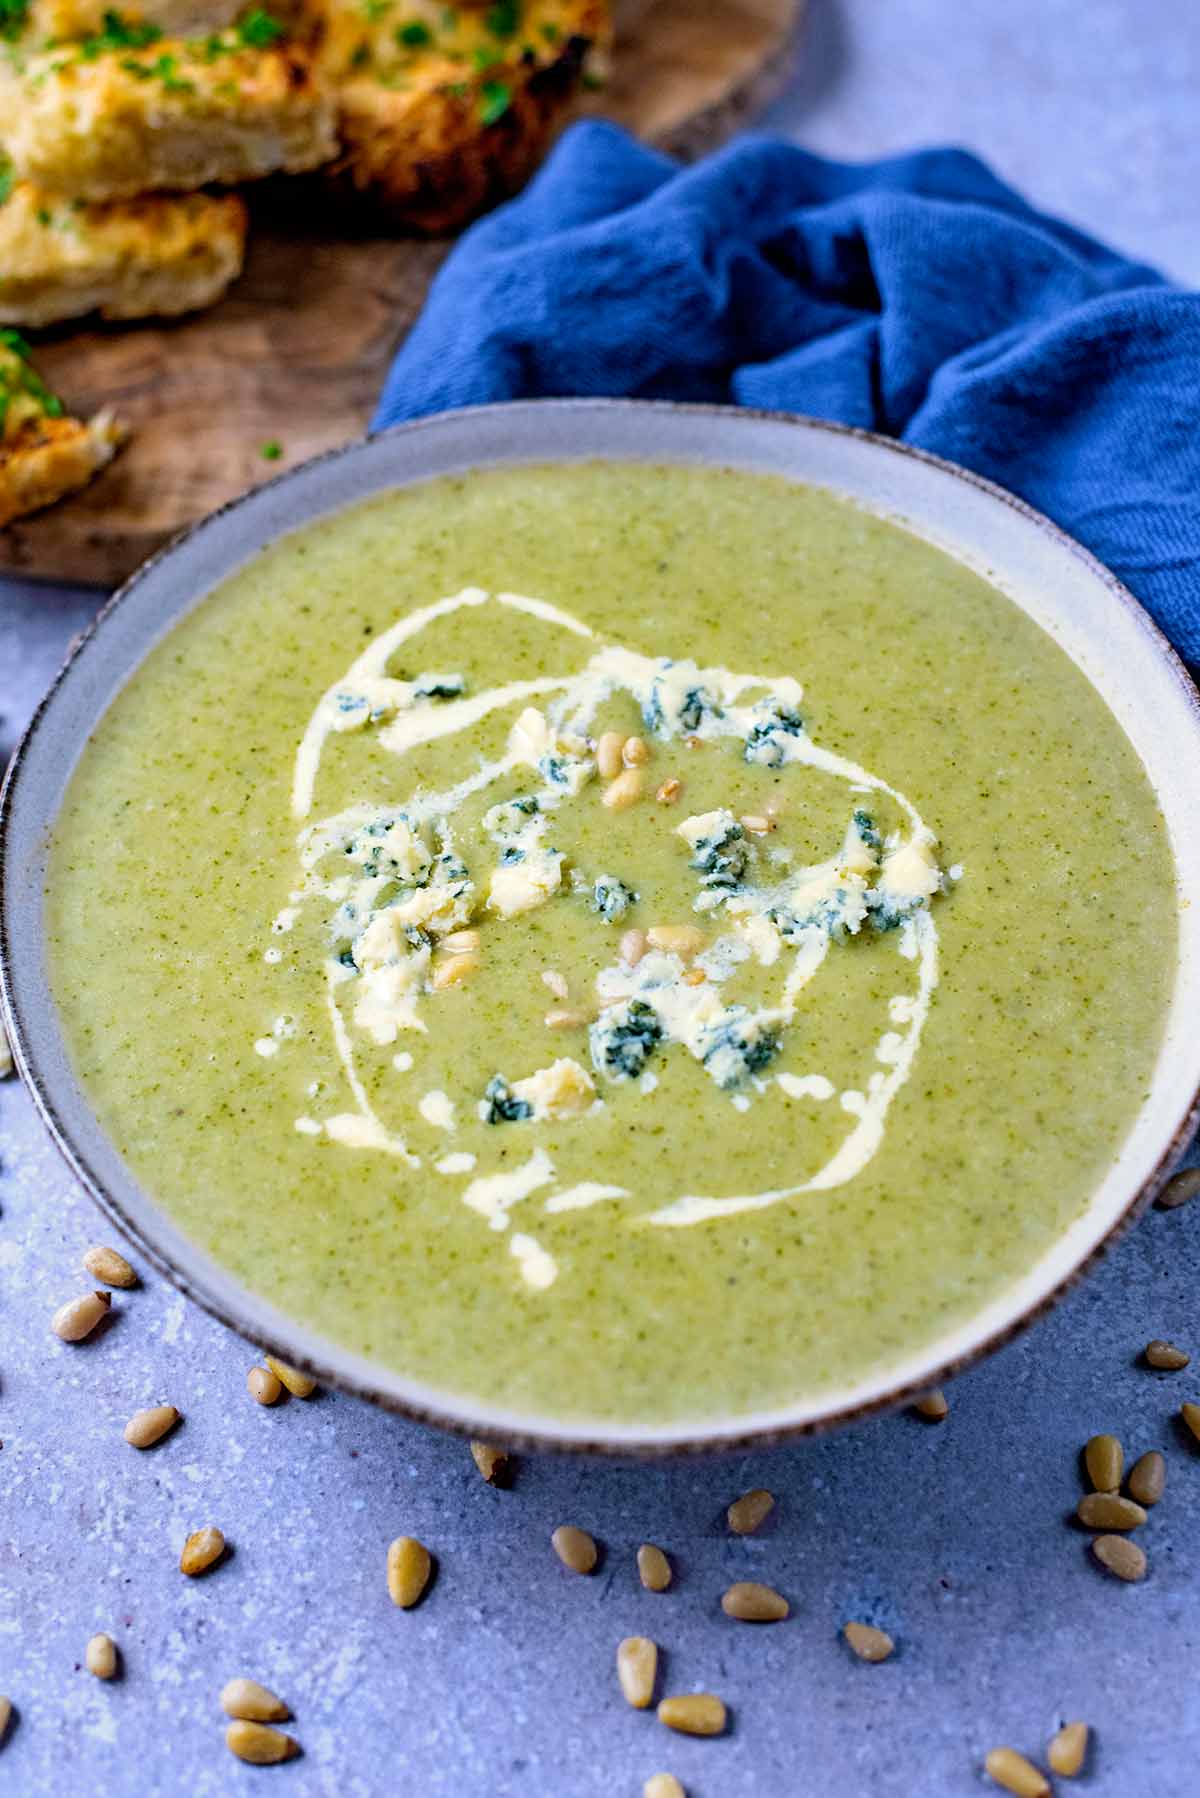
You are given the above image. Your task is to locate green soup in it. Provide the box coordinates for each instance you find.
[46,463,1176,1425]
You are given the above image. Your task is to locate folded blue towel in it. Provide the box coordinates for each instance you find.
[375,121,1200,664]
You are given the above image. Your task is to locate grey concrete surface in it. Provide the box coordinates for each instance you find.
[2,3,1199,1791]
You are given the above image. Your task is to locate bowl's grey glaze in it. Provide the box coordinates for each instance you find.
[3,399,1199,1456]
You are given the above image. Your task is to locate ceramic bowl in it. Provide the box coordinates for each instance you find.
[3,400,1199,1454]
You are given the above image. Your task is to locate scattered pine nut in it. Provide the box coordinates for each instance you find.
[646,925,704,959]
[623,735,650,767]
[544,1007,590,1029]
[721,1581,788,1623]
[1127,1450,1165,1507]
[85,1634,118,1680]
[264,1356,316,1398]
[1144,1339,1189,1370]
[620,928,647,966]
[684,735,703,751]
[1091,1534,1146,1581]
[1084,1433,1123,1492]
[1047,1720,1089,1778]
[225,1721,299,1765]
[655,778,682,805]
[247,1365,283,1406]
[657,1694,726,1737]
[616,1636,658,1709]
[1181,1402,1200,1445]
[741,814,773,834]
[682,968,706,987]
[1156,1167,1200,1210]
[644,1778,685,1798]
[431,950,480,989]
[551,1524,597,1574]
[386,1535,432,1608]
[602,768,643,810]
[637,1544,672,1592]
[442,928,480,955]
[220,1679,290,1723]
[51,1290,111,1342]
[541,969,569,1001]
[1076,1493,1146,1531]
[83,1245,138,1288]
[726,1487,774,1535]
[470,1441,508,1484]
[913,1389,948,1421]
[596,731,624,779]
[984,1747,1049,1796]
[0,1696,10,1745]
[123,1404,180,1449]
[842,1622,895,1663]
[180,1526,225,1577]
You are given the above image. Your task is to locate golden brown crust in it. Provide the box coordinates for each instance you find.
[322,0,610,233]
[0,410,128,528]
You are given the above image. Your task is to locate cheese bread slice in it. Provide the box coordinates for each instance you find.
[0,329,127,526]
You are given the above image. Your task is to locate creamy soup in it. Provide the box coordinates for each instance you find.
[46,463,1176,1426]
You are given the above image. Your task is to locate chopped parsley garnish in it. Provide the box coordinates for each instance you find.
[259,439,283,461]
[479,78,511,124]
[539,19,559,42]
[0,329,65,440]
[485,0,518,36]
[0,0,28,42]
[0,155,13,207]
[396,18,430,45]
[78,8,162,55]
[236,8,284,46]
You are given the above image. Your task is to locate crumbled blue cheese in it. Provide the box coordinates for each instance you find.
[508,706,594,795]
[591,874,637,922]
[589,997,663,1081]
[325,671,466,734]
[512,1057,595,1120]
[677,810,750,891]
[487,846,563,918]
[743,685,806,765]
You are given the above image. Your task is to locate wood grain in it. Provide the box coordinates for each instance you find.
[0,0,803,587]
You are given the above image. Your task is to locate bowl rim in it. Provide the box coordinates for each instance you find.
[2,396,1198,1458]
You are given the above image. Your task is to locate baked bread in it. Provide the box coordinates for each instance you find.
[2,25,336,201]
[321,0,611,232]
[19,0,245,38]
[0,183,247,325]
[0,330,127,526]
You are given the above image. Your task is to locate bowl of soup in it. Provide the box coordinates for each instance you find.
[2,400,1198,1453]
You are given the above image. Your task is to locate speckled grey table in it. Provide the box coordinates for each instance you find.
[3,5,1199,1791]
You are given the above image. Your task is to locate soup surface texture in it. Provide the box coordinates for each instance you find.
[46,463,1176,1427]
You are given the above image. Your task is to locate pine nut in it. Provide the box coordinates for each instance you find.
[221,1679,290,1722]
[0,1696,10,1744]
[1128,1450,1165,1507]
[1091,1534,1146,1581]
[646,925,704,959]
[655,778,682,805]
[721,1581,788,1622]
[644,1778,685,1798]
[596,731,624,779]
[637,1543,672,1592]
[726,1487,774,1535]
[247,1365,283,1406]
[1076,1493,1146,1530]
[913,1388,948,1420]
[387,1535,432,1608]
[1084,1433,1123,1491]
[431,950,480,988]
[620,927,647,966]
[741,814,773,834]
[51,1290,110,1342]
[225,1721,299,1765]
[442,929,480,955]
[83,1244,138,1288]
[470,1441,508,1484]
[545,1008,589,1029]
[984,1747,1049,1796]
[180,1526,225,1577]
[616,1636,658,1709]
[85,1634,118,1680]
[124,1404,180,1449]
[264,1356,316,1398]
[657,1694,726,1737]
[551,1524,597,1574]
[1182,1402,1200,1444]
[1156,1167,1200,1210]
[843,1622,895,1662]
[1145,1339,1189,1370]
[602,769,643,810]
[1047,1720,1089,1777]
[623,735,650,767]
[541,969,569,1000]
[682,968,706,986]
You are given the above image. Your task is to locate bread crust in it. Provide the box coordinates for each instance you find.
[0,408,127,527]
[0,184,247,326]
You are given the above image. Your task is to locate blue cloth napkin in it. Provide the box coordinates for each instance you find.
[375,121,1200,665]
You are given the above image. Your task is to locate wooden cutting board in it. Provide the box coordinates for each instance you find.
[0,0,803,587]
